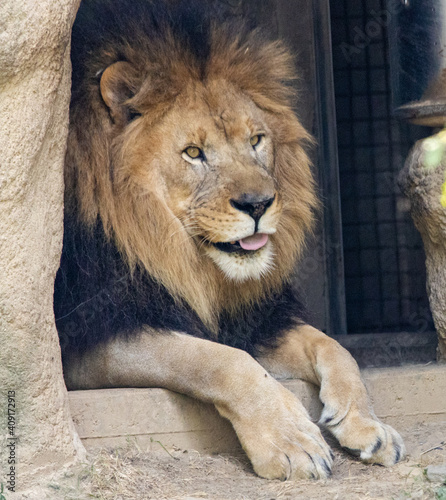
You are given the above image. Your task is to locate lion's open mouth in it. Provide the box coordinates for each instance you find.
[203,233,274,280]
[213,233,269,254]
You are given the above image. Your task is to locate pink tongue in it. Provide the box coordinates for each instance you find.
[239,233,269,251]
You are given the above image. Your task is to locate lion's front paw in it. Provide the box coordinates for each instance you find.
[231,384,333,480]
[320,405,405,466]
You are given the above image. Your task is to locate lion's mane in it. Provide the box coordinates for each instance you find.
[54,0,318,354]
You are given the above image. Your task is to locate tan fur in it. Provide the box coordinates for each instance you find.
[65,26,317,328]
[64,325,405,480]
[256,325,406,466]
[64,329,333,480]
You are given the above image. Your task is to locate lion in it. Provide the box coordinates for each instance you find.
[54,0,405,480]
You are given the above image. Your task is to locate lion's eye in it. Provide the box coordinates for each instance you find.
[184,146,204,160]
[250,134,263,148]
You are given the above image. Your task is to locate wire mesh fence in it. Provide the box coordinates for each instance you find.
[331,0,434,334]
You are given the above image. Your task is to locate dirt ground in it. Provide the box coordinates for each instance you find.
[41,420,446,500]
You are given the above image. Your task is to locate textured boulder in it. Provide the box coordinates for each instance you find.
[400,136,446,362]
[425,464,446,483]
[0,0,85,494]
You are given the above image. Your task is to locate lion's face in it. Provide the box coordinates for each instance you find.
[68,35,317,320]
[123,80,283,281]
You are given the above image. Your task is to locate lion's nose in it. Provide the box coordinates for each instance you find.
[230,193,275,222]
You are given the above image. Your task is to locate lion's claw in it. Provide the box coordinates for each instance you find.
[251,436,333,481]
[320,405,406,466]
[230,382,333,480]
[357,423,405,466]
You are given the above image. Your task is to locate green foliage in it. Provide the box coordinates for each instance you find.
[421,130,446,207]
[436,485,446,500]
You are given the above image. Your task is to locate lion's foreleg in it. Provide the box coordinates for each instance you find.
[63,330,332,480]
[256,325,405,466]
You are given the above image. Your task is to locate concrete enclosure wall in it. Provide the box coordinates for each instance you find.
[0,0,84,494]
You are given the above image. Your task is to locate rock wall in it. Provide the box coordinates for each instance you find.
[0,0,85,494]
[400,137,446,362]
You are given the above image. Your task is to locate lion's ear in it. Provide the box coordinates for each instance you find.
[100,61,142,124]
